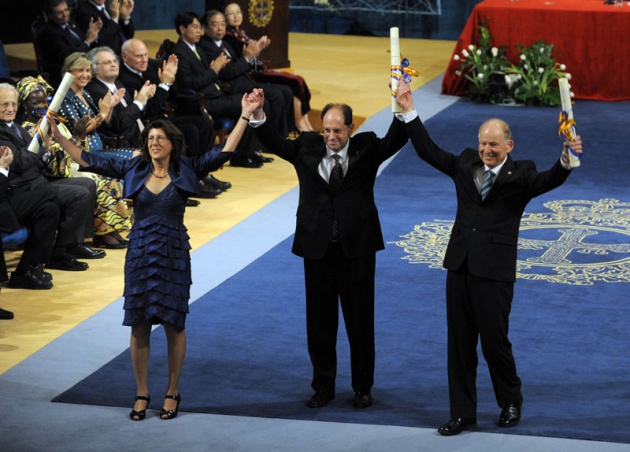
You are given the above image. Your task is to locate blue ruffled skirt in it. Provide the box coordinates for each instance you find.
[123,214,191,330]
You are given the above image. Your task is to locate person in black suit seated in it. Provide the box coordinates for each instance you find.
[172,11,263,169]
[0,83,98,278]
[396,79,583,435]
[73,0,134,56]
[0,142,58,290]
[85,46,154,152]
[37,0,103,88]
[244,87,409,410]
[199,10,294,142]
[118,38,230,197]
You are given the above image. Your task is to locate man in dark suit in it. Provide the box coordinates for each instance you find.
[37,0,103,88]
[396,80,583,435]
[198,10,293,140]
[172,11,262,168]
[246,87,409,409]
[0,145,58,290]
[73,0,134,56]
[85,46,154,150]
[0,83,98,278]
[119,38,229,196]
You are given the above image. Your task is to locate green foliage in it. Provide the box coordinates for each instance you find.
[454,26,570,106]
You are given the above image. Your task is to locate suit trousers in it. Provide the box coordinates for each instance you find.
[48,177,96,251]
[9,183,60,273]
[303,241,376,394]
[445,265,522,419]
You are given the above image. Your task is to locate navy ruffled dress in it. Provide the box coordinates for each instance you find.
[80,147,233,330]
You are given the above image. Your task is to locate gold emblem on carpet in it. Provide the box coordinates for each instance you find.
[389,199,630,285]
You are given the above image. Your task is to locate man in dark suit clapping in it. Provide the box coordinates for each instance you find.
[245,87,409,410]
[397,79,583,435]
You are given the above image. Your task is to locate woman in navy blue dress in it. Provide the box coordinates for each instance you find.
[50,95,256,420]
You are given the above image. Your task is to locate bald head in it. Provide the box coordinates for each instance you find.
[122,39,149,72]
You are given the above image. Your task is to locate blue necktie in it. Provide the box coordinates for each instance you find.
[481,169,493,200]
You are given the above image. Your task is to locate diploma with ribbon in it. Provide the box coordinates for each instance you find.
[557,77,580,168]
[27,72,75,154]
[390,27,420,113]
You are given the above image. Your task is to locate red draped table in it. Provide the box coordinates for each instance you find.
[442,0,630,101]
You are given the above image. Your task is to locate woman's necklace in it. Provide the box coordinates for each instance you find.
[151,169,169,179]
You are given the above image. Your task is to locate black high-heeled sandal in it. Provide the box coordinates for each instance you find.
[160,394,181,420]
[129,394,151,421]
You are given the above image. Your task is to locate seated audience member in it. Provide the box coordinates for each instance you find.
[199,9,293,140]
[0,83,96,274]
[17,75,131,250]
[0,144,57,290]
[85,46,155,151]
[172,10,264,168]
[37,0,103,88]
[119,38,229,197]
[223,2,314,132]
[0,243,14,316]
[74,0,134,56]
[58,52,135,161]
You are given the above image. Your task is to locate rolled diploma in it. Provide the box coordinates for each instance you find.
[390,27,401,113]
[27,72,75,153]
[558,77,580,167]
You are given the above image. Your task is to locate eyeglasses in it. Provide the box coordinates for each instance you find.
[98,59,119,66]
[322,126,349,136]
[147,135,169,143]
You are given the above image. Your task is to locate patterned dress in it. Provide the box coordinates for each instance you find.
[21,120,131,236]
[59,88,135,161]
[80,147,233,330]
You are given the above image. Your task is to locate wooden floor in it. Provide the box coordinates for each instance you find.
[0,32,455,374]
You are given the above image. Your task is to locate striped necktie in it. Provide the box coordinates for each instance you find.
[481,169,494,200]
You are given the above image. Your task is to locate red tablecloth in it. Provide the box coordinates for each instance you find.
[442,0,630,101]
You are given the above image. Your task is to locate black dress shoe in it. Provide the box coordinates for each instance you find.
[255,151,274,163]
[204,174,231,190]
[196,180,222,198]
[498,403,521,427]
[186,199,201,207]
[306,390,335,408]
[437,417,477,436]
[93,236,127,249]
[0,308,14,320]
[47,254,89,271]
[8,269,53,290]
[230,157,263,168]
[352,391,372,409]
[30,263,52,282]
[68,243,106,259]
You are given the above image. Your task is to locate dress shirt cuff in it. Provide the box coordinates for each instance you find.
[133,100,146,111]
[395,109,418,123]
[158,83,171,92]
[0,167,8,177]
[249,114,266,128]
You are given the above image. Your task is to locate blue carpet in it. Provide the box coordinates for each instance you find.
[54,99,630,444]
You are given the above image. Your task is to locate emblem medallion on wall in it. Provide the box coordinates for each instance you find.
[248,0,274,28]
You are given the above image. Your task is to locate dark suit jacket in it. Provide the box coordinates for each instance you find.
[0,122,49,189]
[406,116,571,282]
[73,0,134,55]
[85,78,142,147]
[197,35,255,93]
[118,61,170,121]
[254,118,408,260]
[0,173,21,234]
[172,39,221,98]
[37,20,91,87]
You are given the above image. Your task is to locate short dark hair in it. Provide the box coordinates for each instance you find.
[321,103,353,126]
[46,0,67,15]
[140,119,187,170]
[202,10,223,27]
[175,11,201,35]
